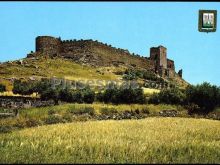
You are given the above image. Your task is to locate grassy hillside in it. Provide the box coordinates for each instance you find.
[0,118,219,163]
[0,56,119,81]
[0,56,123,91]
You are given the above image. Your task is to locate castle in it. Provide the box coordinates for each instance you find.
[149,46,182,78]
[27,36,182,78]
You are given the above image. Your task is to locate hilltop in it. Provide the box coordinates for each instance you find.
[0,36,189,90]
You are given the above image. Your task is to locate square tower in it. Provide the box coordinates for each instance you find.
[150,45,167,71]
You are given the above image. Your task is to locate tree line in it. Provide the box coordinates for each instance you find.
[11,79,220,114]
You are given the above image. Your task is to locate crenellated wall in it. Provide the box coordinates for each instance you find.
[32,36,180,78]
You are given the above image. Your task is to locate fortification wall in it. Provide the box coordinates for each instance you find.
[33,36,160,71]
[36,36,62,56]
[167,59,175,71]
[150,47,160,60]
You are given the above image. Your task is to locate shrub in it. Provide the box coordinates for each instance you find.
[148,93,160,104]
[13,117,27,128]
[59,88,73,102]
[185,103,200,115]
[141,108,150,114]
[32,78,52,94]
[25,118,42,127]
[48,109,56,115]
[45,114,63,125]
[62,113,73,123]
[100,107,118,115]
[148,88,186,105]
[97,86,145,104]
[41,87,60,105]
[13,80,35,95]
[59,87,94,104]
[71,90,83,103]
[96,92,104,102]
[82,88,95,104]
[134,109,140,114]
[69,107,95,116]
[0,84,6,92]
[0,125,12,133]
[186,82,220,113]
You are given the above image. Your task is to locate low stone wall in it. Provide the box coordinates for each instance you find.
[0,96,54,109]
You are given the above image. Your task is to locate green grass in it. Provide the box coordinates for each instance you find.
[0,103,187,133]
[0,118,219,163]
[0,56,119,81]
[17,103,185,119]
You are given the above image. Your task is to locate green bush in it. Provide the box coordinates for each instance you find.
[0,125,12,133]
[148,88,186,105]
[71,90,83,103]
[69,107,95,116]
[0,84,6,92]
[100,107,118,115]
[62,113,73,123]
[25,118,42,127]
[185,103,200,115]
[48,109,56,115]
[59,88,73,102]
[13,80,35,95]
[141,108,150,114]
[186,82,220,113]
[13,117,27,128]
[97,86,145,104]
[41,87,60,105]
[58,87,95,104]
[45,114,63,125]
[82,88,95,104]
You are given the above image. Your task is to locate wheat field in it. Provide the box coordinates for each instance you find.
[0,117,219,164]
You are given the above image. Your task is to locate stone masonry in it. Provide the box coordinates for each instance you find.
[27,36,183,78]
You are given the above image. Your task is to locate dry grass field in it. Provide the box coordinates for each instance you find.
[0,117,219,164]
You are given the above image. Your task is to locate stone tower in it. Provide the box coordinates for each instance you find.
[36,36,62,56]
[150,45,167,72]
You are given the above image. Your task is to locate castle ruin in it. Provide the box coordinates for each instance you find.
[149,45,181,78]
[28,36,183,79]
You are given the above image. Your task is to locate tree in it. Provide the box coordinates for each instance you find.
[82,87,95,104]
[59,88,73,102]
[72,90,83,103]
[41,87,60,105]
[0,84,6,92]
[13,80,35,95]
[97,85,145,104]
[186,82,220,113]
[148,87,186,105]
[32,79,52,95]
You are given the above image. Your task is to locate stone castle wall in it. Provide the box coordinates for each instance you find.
[149,46,179,78]
[35,36,142,59]
[36,36,62,56]
[167,59,175,70]
[33,36,181,78]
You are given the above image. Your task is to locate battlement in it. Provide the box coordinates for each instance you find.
[31,36,181,78]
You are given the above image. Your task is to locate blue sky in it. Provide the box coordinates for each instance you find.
[0,2,219,85]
